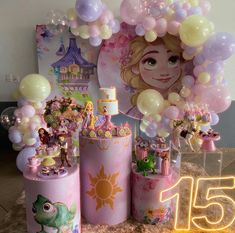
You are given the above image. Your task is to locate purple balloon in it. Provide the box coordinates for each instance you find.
[17,98,28,107]
[174,9,187,21]
[21,105,36,118]
[75,0,103,22]
[210,112,219,126]
[182,75,195,88]
[188,7,202,15]
[206,62,224,76]
[8,129,22,144]
[89,36,102,47]
[16,147,36,172]
[203,32,235,61]
[193,54,206,66]
[135,24,145,36]
[145,124,157,138]
[110,19,120,33]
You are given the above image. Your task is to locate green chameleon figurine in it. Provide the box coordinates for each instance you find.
[136,154,156,176]
[32,194,76,233]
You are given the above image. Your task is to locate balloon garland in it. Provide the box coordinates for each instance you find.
[44,0,234,138]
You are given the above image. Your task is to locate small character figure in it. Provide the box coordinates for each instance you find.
[38,128,51,145]
[136,154,156,176]
[81,101,96,130]
[57,135,71,167]
[135,137,149,160]
[161,155,170,176]
[32,195,76,233]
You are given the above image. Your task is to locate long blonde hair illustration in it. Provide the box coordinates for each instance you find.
[121,34,184,107]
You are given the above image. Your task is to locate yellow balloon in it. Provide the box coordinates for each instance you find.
[180,87,191,98]
[168,92,181,104]
[151,113,162,123]
[179,15,213,47]
[189,0,199,7]
[198,72,211,84]
[67,8,77,21]
[145,30,157,42]
[32,102,43,109]
[19,74,51,102]
[100,25,112,39]
[158,128,169,138]
[78,25,89,39]
[137,89,164,115]
[71,27,80,36]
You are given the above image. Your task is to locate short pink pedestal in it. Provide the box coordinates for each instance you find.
[132,164,173,224]
[201,136,220,152]
[24,164,81,233]
[79,134,132,225]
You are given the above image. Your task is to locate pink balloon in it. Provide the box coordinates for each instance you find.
[142,16,156,30]
[89,25,100,37]
[120,0,143,25]
[163,106,180,120]
[197,84,231,113]
[167,21,180,35]
[155,18,167,35]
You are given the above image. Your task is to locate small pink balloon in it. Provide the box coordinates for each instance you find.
[99,12,109,24]
[201,0,211,15]
[183,2,191,11]
[142,16,156,30]
[167,21,180,35]
[163,106,180,120]
[120,0,143,25]
[182,75,195,88]
[89,25,100,37]
[200,84,231,113]
[103,9,114,21]
[155,18,167,35]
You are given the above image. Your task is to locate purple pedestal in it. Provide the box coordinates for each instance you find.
[24,164,81,233]
[80,134,132,225]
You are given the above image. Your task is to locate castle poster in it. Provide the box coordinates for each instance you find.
[36,25,99,103]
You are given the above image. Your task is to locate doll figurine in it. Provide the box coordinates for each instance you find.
[81,101,96,130]
[57,134,71,167]
[38,128,51,146]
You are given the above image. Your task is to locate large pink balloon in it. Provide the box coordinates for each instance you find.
[195,84,231,113]
[120,0,143,25]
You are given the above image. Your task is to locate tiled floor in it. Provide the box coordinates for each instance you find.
[0,147,23,222]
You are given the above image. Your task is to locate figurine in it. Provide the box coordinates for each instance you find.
[57,134,71,167]
[161,152,170,176]
[135,137,149,160]
[137,154,156,176]
[81,101,96,130]
[38,128,51,145]
[172,119,197,152]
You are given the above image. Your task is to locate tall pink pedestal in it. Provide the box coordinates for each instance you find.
[132,164,173,224]
[79,134,132,225]
[24,164,81,233]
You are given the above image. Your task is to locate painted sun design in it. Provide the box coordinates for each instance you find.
[86,165,122,210]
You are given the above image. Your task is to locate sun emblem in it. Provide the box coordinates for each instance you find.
[86,165,122,210]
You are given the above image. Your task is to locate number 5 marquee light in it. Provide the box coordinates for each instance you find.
[160,176,235,231]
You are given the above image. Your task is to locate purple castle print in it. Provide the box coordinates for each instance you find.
[51,37,96,94]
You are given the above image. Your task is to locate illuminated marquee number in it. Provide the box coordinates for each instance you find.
[160,176,235,231]
[192,177,235,231]
[160,176,194,230]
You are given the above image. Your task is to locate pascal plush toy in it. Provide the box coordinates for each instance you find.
[136,154,156,176]
[32,195,76,233]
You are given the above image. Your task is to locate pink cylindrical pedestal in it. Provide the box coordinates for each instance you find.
[80,134,132,225]
[132,164,172,224]
[24,164,81,233]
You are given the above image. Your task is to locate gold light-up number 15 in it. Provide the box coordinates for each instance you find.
[160,176,235,231]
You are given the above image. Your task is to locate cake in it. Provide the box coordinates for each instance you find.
[97,87,119,115]
[79,88,132,225]
[132,136,175,224]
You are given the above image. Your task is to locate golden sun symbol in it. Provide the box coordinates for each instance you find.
[86,165,122,210]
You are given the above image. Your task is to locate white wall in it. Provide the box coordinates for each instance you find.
[0,0,235,101]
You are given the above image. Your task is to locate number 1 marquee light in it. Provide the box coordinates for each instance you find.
[160,176,235,231]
